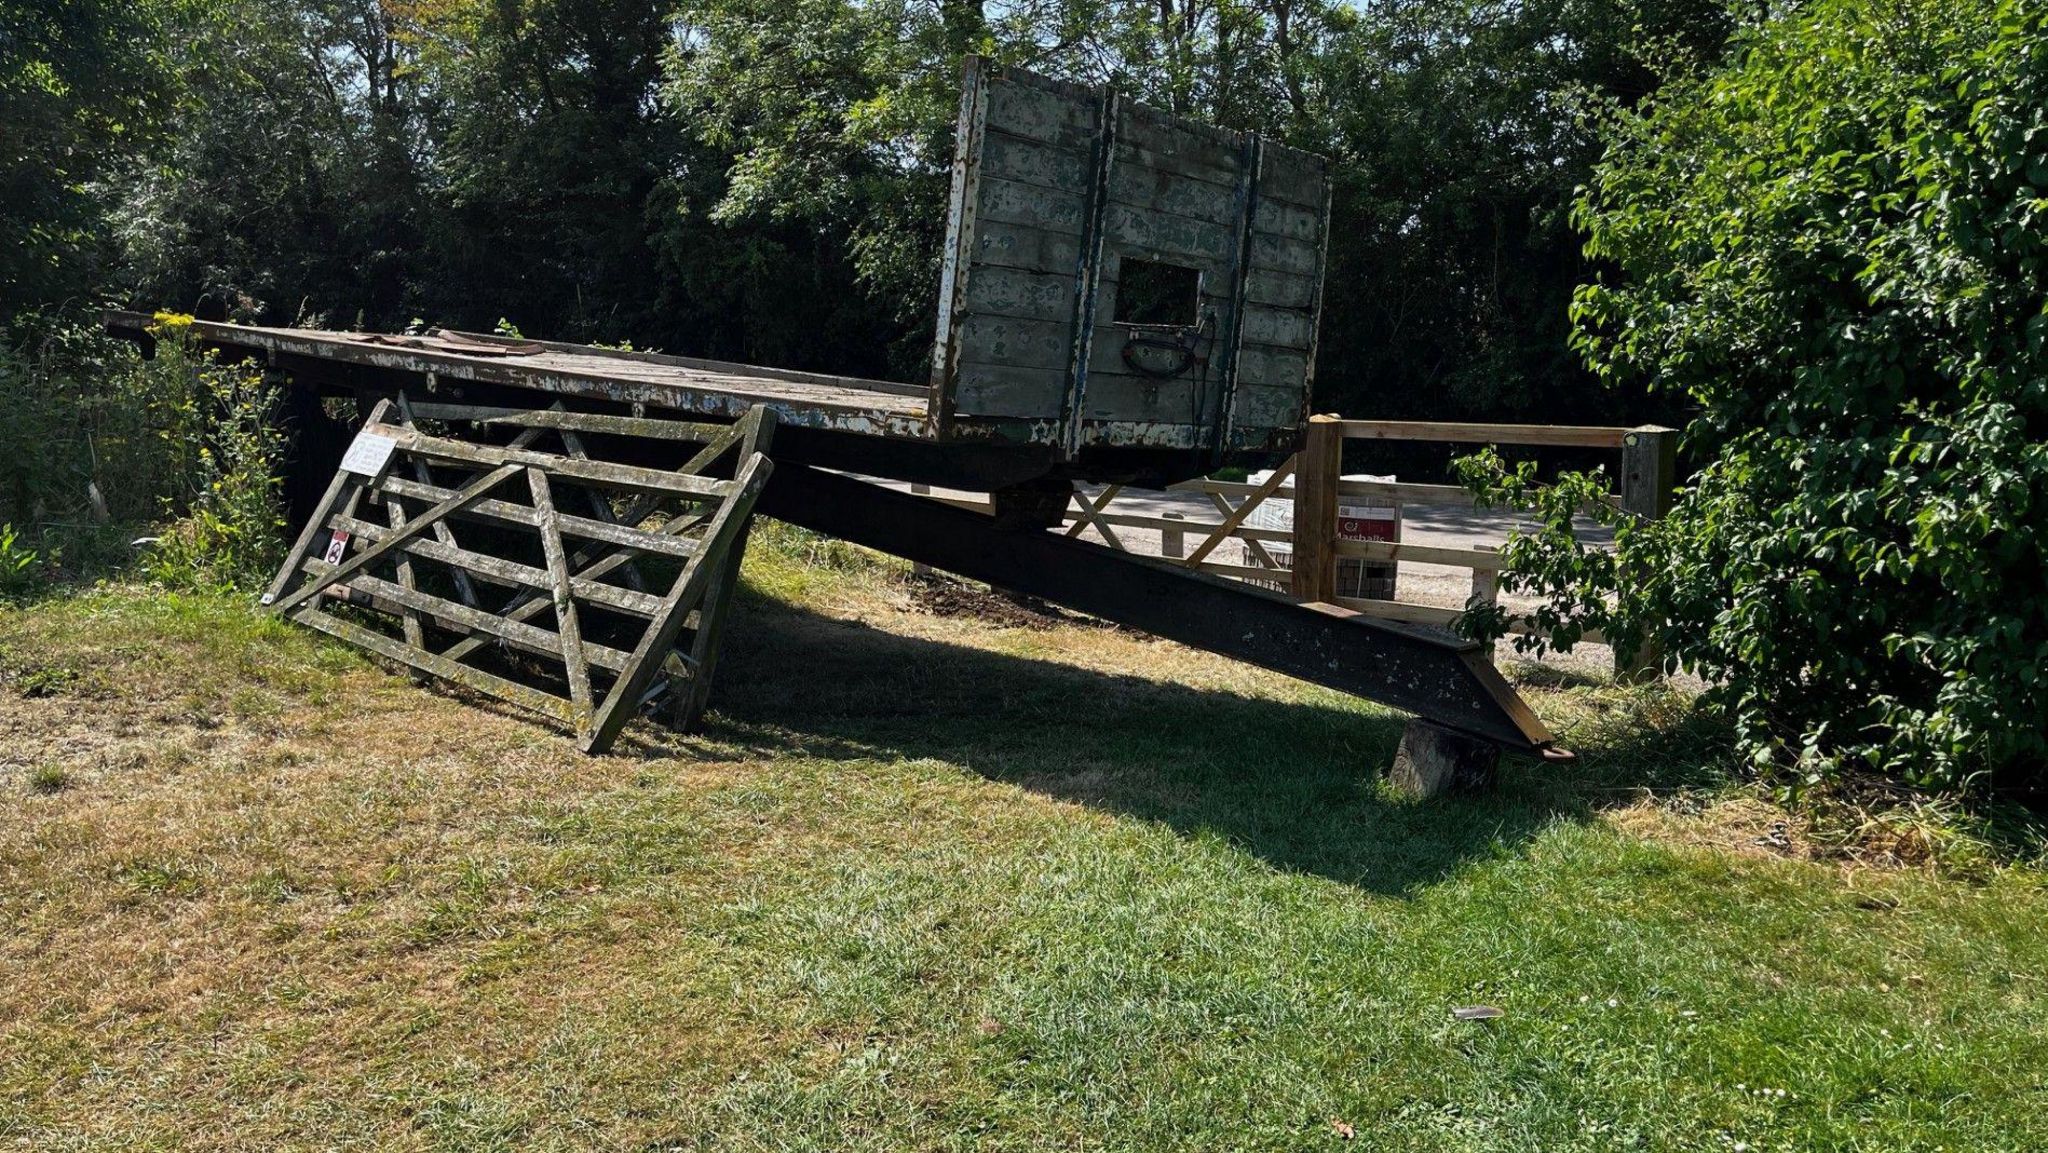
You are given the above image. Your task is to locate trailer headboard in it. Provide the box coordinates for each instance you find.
[931,57,1330,465]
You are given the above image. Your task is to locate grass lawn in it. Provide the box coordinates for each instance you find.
[3,525,2044,1151]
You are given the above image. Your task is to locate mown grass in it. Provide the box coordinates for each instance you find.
[2,530,2044,1151]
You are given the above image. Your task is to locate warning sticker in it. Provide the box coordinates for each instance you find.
[339,431,398,477]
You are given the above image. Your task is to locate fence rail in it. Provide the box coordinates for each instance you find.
[1330,420,1637,449]
[1286,416,1675,597]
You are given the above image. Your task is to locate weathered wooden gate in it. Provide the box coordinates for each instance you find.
[262,399,776,752]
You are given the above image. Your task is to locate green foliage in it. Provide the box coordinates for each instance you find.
[1455,451,1635,658]
[111,0,439,329]
[138,328,287,591]
[666,0,967,333]
[28,761,69,793]
[1468,0,2048,794]
[1,319,208,575]
[0,318,284,592]
[1317,0,1734,424]
[0,523,47,601]
[0,0,181,315]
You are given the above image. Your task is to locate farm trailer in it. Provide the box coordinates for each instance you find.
[106,58,1556,773]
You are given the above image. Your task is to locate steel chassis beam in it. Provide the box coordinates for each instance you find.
[757,463,1554,753]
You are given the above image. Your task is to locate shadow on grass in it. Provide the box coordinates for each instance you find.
[659,590,1721,898]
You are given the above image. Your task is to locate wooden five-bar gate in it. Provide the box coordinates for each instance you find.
[263,400,776,753]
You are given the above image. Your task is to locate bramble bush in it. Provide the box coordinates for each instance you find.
[138,319,287,590]
[0,314,285,593]
[1460,0,2048,795]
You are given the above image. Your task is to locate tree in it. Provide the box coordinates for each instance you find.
[422,0,691,342]
[1314,0,1733,424]
[1,0,181,321]
[112,0,437,326]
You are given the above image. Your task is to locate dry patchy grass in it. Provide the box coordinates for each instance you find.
[2,538,2045,1151]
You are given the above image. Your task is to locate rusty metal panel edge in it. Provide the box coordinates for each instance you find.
[930,55,991,440]
[1299,163,1333,429]
[1212,133,1263,465]
[946,414,1299,453]
[1059,86,1117,458]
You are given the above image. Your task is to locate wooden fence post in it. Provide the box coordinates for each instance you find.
[1161,511,1185,559]
[1290,415,1342,603]
[1616,425,1677,681]
[910,484,932,575]
[1620,425,1677,520]
[1469,567,1500,661]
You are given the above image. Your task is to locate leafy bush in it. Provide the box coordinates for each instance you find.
[0,523,46,601]
[1463,0,2048,795]
[138,319,287,590]
[4,323,175,527]
[1,316,285,592]
[1455,456,1632,659]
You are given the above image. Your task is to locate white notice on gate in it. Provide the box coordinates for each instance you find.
[339,431,398,477]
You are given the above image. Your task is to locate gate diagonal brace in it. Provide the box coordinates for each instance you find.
[263,400,777,754]
[758,464,1554,753]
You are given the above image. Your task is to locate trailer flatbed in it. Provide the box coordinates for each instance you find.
[108,314,935,439]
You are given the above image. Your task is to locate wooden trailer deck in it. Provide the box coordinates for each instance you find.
[108,313,936,440]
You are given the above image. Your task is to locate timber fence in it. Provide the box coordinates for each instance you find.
[1050,416,1678,674]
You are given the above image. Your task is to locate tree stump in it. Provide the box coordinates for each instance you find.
[1389,720,1500,798]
